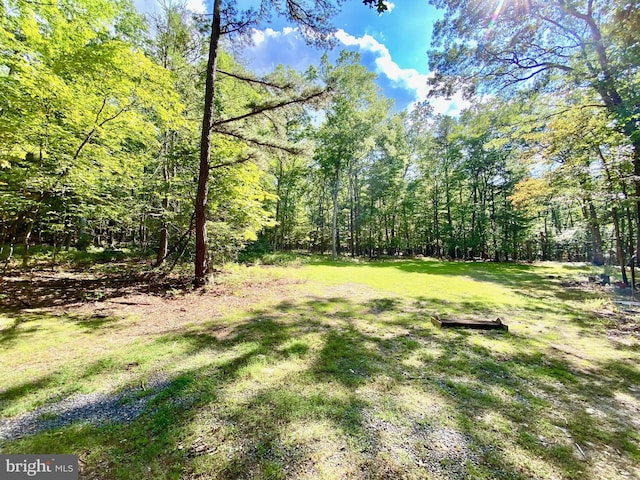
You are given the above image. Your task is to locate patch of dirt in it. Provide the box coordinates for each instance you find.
[555,281,640,339]
[0,269,300,338]
[597,304,640,340]
[0,271,192,309]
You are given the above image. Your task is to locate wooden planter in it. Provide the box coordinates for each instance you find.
[431,316,508,332]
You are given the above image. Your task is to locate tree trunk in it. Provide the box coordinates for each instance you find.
[445,167,453,256]
[331,169,339,260]
[319,177,327,254]
[612,207,628,285]
[542,216,549,261]
[273,162,282,251]
[588,202,605,265]
[354,173,361,255]
[194,0,222,284]
[633,146,640,268]
[471,183,477,256]
[157,161,170,265]
[581,196,604,266]
[22,220,34,268]
[348,170,355,257]
[490,185,498,261]
[433,180,440,257]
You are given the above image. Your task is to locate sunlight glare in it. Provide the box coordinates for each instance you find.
[485,0,507,39]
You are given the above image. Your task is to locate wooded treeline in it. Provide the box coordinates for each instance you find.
[1,0,638,283]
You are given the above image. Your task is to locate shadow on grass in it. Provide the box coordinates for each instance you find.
[0,316,42,347]
[0,272,194,310]
[2,295,638,479]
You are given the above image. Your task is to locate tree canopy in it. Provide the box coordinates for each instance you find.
[0,0,638,285]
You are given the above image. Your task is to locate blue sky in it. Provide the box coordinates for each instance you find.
[133,0,469,114]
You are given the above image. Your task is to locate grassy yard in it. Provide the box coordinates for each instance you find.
[1,258,639,479]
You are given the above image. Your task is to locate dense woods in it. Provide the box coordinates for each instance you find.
[1,0,638,283]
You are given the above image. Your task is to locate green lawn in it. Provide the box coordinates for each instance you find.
[1,259,639,479]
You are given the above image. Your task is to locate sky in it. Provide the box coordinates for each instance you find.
[133,0,469,115]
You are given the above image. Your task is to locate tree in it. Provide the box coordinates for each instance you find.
[193,0,339,283]
[146,1,203,265]
[427,0,640,262]
[315,51,389,259]
[0,0,181,260]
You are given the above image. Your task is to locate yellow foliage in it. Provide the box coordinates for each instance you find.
[508,177,551,214]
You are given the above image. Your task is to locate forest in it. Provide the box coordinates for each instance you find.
[1,0,638,284]
[2,1,640,479]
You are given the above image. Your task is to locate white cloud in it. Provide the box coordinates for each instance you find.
[334,29,469,116]
[250,27,298,46]
[251,29,266,45]
[243,27,470,115]
[334,29,426,95]
[185,0,206,14]
[243,27,315,74]
[426,91,470,117]
[383,1,395,13]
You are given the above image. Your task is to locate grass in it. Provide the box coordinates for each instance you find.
[1,258,639,479]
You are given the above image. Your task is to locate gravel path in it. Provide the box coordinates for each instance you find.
[360,408,481,480]
[0,378,170,441]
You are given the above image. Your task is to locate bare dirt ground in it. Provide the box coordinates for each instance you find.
[0,267,300,336]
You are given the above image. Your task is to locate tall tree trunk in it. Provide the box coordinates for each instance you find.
[542,216,549,261]
[433,180,440,257]
[157,157,170,265]
[319,179,326,254]
[611,208,628,285]
[390,214,396,255]
[348,169,355,257]
[273,162,282,251]
[581,194,604,265]
[354,173,361,255]
[194,0,222,283]
[633,146,640,268]
[623,187,637,288]
[331,169,339,260]
[503,188,509,261]
[588,202,605,265]
[384,212,389,253]
[490,185,498,261]
[369,197,374,258]
[445,168,453,256]
[157,211,169,264]
[22,220,34,268]
[471,183,477,256]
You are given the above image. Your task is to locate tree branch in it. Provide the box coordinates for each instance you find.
[98,102,134,127]
[73,100,133,162]
[220,19,254,35]
[211,88,326,129]
[217,69,293,90]
[213,127,302,155]
[210,152,258,170]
